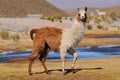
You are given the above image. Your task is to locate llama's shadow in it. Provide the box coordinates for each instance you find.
[35,67,102,75]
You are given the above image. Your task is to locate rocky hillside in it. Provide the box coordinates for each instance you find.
[0,0,69,17]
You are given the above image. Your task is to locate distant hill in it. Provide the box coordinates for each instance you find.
[67,6,120,17]
[0,0,69,17]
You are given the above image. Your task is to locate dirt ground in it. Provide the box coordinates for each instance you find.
[0,57,120,80]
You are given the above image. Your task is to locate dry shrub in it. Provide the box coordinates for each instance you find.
[0,30,10,40]
[11,33,20,42]
[87,24,92,30]
[97,25,103,29]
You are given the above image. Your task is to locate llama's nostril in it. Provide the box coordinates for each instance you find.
[82,16,84,18]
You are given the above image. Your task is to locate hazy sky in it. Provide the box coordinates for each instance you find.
[47,0,120,9]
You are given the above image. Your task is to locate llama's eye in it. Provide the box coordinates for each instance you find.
[78,14,80,16]
[85,13,87,17]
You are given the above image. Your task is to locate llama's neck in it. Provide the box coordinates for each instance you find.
[71,20,86,41]
[72,20,86,33]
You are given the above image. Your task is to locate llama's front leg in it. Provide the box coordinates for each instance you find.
[67,48,78,73]
[71,52,78,73]
[61,52,66,75]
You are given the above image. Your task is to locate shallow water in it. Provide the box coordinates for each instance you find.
[0,46,120,62]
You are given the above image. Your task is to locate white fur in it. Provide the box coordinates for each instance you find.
[60,17,86,72]
[79,10,86,19]
[59,8,87,73]
[60,17,86,56]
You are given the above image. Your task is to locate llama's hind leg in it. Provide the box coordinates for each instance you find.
[67,48,78,73]
[39,48,50,74]
[28,48,39,75]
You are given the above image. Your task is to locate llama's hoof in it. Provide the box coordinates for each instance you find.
[46,71,51,74]
[72,70,75,73]
[29,73,33,75]
[63,71,67,75]
[71,68,75,73]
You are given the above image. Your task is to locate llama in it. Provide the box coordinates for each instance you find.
[28,7,88,75]
[96,9,106,16]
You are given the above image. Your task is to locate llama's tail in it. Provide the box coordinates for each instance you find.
[30,29,37,40]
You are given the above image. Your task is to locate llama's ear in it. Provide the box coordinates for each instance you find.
[85,7,87,11]
[77,8,80,12]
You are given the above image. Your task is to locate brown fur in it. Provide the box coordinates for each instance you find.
[28,27,62,74]
[77,14,81,22]
[31,27,62,52]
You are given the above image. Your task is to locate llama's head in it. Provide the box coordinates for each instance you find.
[77,7,87,22]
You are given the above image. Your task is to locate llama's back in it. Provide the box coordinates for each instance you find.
[45,27,62,52]
[33,27,63,52]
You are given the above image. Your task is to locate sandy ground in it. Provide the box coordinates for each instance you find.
[0,18,119,32]
[0,18,72,31]
[0,57,120,80]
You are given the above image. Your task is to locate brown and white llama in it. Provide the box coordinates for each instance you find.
[28,7,88,75]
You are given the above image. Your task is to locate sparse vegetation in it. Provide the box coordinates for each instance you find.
[11,33,20,42]
[40,16,46,19]
[69,17,73,21]
[23,27,29,36]
[97,24,103,29]
[87,24,92,30]
[110,12,117,20]
[53,14,62,20]
[101,15,108,21]
[40,14,62,22]
[64,17,68,20]
[87,16,94,23]
[94,17,102,24]
[46,16,53,20]
[0,29,20,41]
[59,20,62,23]
[103,27,108,31]
[0,30,10,40]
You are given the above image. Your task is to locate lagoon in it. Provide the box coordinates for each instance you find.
[0,45,120,62]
